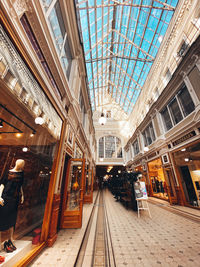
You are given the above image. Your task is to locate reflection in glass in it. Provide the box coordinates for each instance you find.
[85,169,92,196]
[66,161,83,211]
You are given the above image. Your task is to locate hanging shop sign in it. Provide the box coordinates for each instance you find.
[134,181,148,200]
[172,131,196,146]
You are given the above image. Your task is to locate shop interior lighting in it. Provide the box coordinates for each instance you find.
[0,119,3,128]
[184,158,189,162]
[181,148,186,151]
[0,104,36,133]
[16,133,22,138]
[35,116,44,125]
[30,131,36,137]
[22,147,28,152]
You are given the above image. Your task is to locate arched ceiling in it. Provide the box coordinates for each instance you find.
[75,0,178,115]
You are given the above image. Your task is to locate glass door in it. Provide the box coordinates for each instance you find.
[84,168,94,203]
[60,158,85,228]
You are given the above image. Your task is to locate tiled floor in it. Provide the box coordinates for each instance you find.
[30,190,200,267]
[105,190,200,267]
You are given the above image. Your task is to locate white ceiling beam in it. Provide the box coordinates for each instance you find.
[113,30,154,60]
[77,3,175,11]
[84,31,111,56]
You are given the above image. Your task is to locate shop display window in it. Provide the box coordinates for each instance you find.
[61,158,85,229]
[0,24,62,262]
[85,167,92,197]
[0,90,62,256]
[148,158,169,200]
[66,160,84,211]
[173,142,200,207]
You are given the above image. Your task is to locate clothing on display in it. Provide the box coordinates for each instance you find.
[0,170,24,231]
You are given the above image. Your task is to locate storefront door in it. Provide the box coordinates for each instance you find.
[179,166,197,205]
[148,158,169,200]
[60,158,85,228]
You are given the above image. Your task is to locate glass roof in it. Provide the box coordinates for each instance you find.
[75,0,178,115]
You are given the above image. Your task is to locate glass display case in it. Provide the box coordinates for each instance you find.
[60,158,85,228]
[84,166,93,203]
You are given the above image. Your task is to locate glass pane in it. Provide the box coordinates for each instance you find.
[149,123,156,141]
[99,137,104,158]
[85,169,92,196]
[116,137,122,158]
[66,161,83,211]
[105,136,115,158]
[64,38,72,79]
[48,4,65,52]
[145,127,152,145]
[168,97,183,125]
[178,85,195,117]
[143,132,147,147]
[161,107,173,131]
[0,26,62,243]
[42,0,53,11]
[133,139,139,155]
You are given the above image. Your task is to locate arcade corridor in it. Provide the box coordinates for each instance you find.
[0,0,200,266]
[30,189,200,267]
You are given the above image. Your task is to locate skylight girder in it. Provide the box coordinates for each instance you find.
[114,0,142,103]
[108,3,117,95]
[111,3,124,98]
[77,3,175,11]
[85,56,153,62]
[113,30,155,60]
[88,62,109,85]
[94,0,100,106]
[114,1,136,103]
[121,0,153,108]
[85,0,96,110]
[85,31,111,56]
[125,1,166,111]
[108,59,142,89]
[76,0,178,114]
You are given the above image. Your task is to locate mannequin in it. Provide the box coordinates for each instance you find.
[0,159,25,253]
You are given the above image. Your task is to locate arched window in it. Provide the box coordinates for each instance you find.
[98,136,122,158]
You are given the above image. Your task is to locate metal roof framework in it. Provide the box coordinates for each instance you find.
[75,0,178,115]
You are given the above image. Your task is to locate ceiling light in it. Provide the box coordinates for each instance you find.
[30,131,36,137]
[16,133,22,138]
[181,148,186,151]
[184,158,189,162]
[22,147,28,152]
[144,146,149,152]
[98,112,106,125]
[35,116,44,125]
[0,120,3,128]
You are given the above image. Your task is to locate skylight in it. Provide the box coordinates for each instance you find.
[75,0,178,114]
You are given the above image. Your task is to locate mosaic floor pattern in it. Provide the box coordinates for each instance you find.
[30,190,200,267]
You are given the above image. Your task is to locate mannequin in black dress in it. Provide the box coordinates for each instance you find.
[0,159,25,252]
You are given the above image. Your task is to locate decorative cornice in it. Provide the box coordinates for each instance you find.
[9,0,32,19]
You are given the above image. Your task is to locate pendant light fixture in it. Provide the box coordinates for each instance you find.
[98,112,106,125]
